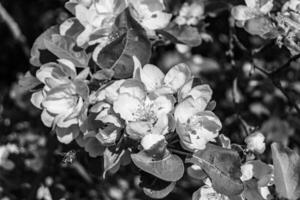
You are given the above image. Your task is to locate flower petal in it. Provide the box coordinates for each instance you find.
[113,93,142,121]
[174,97,202,123]
[152,95,174,115]
[140,64,164,92]
[259,0,273,14]
[178,79,193,101]
[164,63,192,93]
[231,5,258,21]
[152,114,169,135]
[56,125,80,144]
[41,110,54,127]
[140,11,172,30]
[58,59,77,78]
[245,0,258,8]
[31,90,45,109]
[42,97,75,114]
[126,121,152,140]
[119,79,147,100]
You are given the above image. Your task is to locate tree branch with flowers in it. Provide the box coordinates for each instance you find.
[13,0,300,199]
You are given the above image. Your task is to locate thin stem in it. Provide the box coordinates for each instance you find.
[169,148,192,157]
[270,53,300,77]
[232,27,300,116]
[0,2,29,57]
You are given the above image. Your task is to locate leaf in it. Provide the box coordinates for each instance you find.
[242,180,265,200]
[131,151,184,182]
[159,23,203,47]
[142,177,176,199]
[103,148,126,178]
[187,144,244,196]
[59,17,85,39]
[44,34,89,68]
[30,26,59,66]
[18,71,41,91]
[95,9,151,79]
[271,143,300,200]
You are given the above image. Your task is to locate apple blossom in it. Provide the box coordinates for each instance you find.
[128,0,172,31]
[231,0,273,25]
[30,59,89,144]
[70,0,127,46]
[175,81,222,151]
[113,79,174,140]
[245,131,266,154]
[175,2,205,26]
[133,56,192,94]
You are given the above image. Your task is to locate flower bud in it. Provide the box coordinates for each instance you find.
[245,132,266,154]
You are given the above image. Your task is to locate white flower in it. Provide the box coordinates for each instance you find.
[175,2,205,26]
[128,0,172,31]
[72,0,127,46]
[133,56,192,94]
[245,131,266,154]
[241,160,274,187]
[231,0,273,25]
[240,163,254,181]
[174,81,221,151]
[282,0,300,13]
[141,134,166,151]
[113,81,174,140]
[259,186,271,200]
[30,59,89,144]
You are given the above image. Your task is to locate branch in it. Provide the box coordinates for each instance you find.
[270,53,300,77]
[0,2,30,57]
[232,32,300,116]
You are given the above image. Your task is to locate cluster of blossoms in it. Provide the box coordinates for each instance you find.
[23,0,289,199]
[232,0,300,55]
[30,54,222,157]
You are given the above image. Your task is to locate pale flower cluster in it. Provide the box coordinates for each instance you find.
[175,2,205,26]
[0,144,19,170]
[62,0,172,47]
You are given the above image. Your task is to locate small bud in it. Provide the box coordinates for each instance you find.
[240,163,254,181]
[245,132,266,154]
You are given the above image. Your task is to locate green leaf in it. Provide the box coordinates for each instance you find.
[30,26,59,66]
[18,71,41,91]
[187,144,244,196]
[131,151,184,182]
[59,17,85,39]
[271,143,300,200]
[242,180,265,200]
[95,9,151,79]
[44,34,89,68]
[103,148,124,178]
[143,179,176,199]
[159,23,204,47]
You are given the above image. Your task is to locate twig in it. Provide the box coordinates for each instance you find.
[270,53,300,77]
[169,148,191,157]
[0,2,30,57]
[232,31,300,116]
